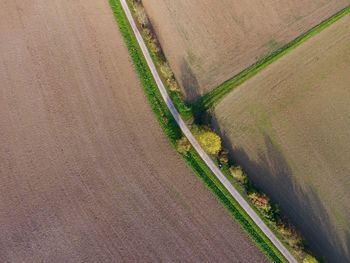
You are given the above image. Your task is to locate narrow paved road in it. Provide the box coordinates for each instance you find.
[119,0,298,262]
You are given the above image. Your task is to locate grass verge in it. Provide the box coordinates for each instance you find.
[193,5,350,114]
[108,0,287,262]
[125,0,192,120]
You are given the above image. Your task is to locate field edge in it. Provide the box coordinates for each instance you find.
[193,5,350,113]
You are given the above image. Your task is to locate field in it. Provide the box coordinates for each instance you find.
[213,15,350,262]
[0,0,267,262]
[142,0,349,100]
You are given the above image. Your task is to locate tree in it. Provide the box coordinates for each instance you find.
[229,166,247,184]
[196,131,221,155]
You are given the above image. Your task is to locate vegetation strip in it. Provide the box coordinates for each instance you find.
[126,0,192,120]
[108,0,296,262]
[193,5,350,113]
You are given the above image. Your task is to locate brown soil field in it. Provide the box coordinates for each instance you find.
[213,15,350,262]
[142,0,349,100]
[0,0,268,262]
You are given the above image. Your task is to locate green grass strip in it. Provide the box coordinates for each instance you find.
[124,0,192,120]
[193,5,350,113]
[109,0,182,145]
[108,0,287,262]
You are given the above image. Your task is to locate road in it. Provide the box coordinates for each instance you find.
[119,0,298,262]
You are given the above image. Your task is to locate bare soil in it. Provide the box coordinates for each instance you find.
[142,0,349,100]
[0,0,268,262]
[213,15,350,262]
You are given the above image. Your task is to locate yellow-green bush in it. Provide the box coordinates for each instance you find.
[218,149,229,164]
[160,62,179,92]
[133,4,148,27]
[230,166,247,184]
[303,254,318,263]
[160,62,174,80]
[142,29,160,54]
[277,224,303,250]
[176,136,191,155]
[196,131,222,155]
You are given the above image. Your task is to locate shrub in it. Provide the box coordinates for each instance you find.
[196,131,222,155]
[249,192,272,216]
[167,79,179,92]
[134,4,148,27]
[269,203,281,222]
[218,149,229,164]
[160,62,180,92]
[160,62,174,80]
[176,136,191,155]
[148,39,160,54]
[141,29,159,54]
[230,166,247,184]
[277,224,303,250]
[303,254,318,263]
[142,28,152,40]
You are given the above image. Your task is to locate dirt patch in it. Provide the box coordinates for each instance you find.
[142,0,349,99]
[213,15,350,262]
[0,0,268,262]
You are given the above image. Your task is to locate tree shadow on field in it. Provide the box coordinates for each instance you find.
[211,119,350,262]
[180,59,213,124]
[180,59,201,103]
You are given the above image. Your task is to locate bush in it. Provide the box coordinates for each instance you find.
[196,131,222,155]
[303,254,318,263]
[134,4,148,27]
[148,38,160,54]
[142,28,152,39]
[176,136,191,155]
[167,79,179,92]
[229,166,247,184]
[218,149,229,164]
[160,62,180,92]
[277,224,303,250]
[160,62,174,80]
[141,29,158,52]
[248,192,272,216]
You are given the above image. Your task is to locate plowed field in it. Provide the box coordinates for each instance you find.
[0,0,266,262]
[142,0,349,100]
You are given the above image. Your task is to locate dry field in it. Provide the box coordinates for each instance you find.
[142,0,349,100]
[213,15,350,262]
[0,0,267,262]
